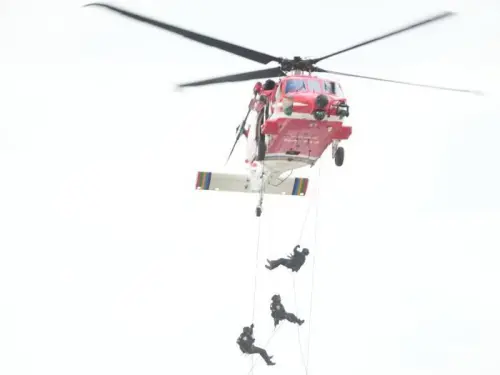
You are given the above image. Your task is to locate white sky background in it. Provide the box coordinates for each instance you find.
[1,0,500,374]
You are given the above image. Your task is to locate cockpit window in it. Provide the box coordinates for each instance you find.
[335,83,345,97]
[323,81,334,94]
[285,78,340,94]
[285,79,307,93]
[308,79,322,93]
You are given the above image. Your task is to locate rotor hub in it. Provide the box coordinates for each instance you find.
[280,57,314,73]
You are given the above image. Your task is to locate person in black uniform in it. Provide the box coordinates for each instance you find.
[265,245,309,272]
[237,324,275,366]
[270,294,304,327]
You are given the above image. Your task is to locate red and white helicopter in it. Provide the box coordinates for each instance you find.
[84,3,482,216]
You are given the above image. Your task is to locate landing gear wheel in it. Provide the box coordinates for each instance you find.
[335,146,344,167]
[256,207,262,217]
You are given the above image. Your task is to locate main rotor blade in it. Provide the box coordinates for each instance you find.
[84,3,281,65]
[178,67,284,88]
[315,67,483,94]
[311,11,456,64]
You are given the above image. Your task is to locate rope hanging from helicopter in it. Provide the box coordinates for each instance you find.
[245,224,292,375]
[248,158,269,375]
[246,157,322,375]
[249,102,269,323]
[251,217,262,323]
[246,159,286,375]
[291,157,322,375]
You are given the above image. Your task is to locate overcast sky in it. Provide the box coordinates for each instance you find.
[1,1,499,375]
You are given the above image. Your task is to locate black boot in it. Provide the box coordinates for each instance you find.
[265,259,275,270]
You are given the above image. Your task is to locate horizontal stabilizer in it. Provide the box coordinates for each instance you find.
[195,171,308,196]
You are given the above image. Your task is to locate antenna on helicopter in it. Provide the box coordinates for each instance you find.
[83,3,482,95]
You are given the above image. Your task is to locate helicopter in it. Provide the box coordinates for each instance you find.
[84,3,482,217]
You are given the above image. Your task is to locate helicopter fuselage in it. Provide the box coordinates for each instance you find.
[244,74,352,178]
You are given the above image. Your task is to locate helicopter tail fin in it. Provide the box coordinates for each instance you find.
[195,171,308,196]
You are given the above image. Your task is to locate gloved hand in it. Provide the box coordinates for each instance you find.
[250,323,254,328]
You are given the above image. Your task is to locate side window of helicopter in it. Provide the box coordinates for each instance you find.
[307,79,322,93]
[335,83,345,97]
[323,81,334,94]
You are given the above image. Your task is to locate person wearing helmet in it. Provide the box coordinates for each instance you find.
[270,294,304,327]
[236,323,275,366]
[265,245,310,272]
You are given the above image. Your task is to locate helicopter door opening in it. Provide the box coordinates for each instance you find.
[246,110,259,162]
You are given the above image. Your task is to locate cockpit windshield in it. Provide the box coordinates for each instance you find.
[285,79,308,93]
[284,78,338,95]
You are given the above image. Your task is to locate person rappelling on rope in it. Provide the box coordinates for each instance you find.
[270,294,304,327]
[237,324,276,366]
[265,245,309,272]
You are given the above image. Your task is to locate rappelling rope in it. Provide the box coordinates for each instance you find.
[305,161,321,370]
[291,158,322,375]
[251,216,262,323]
[248,156,321,375]
[292,276,309,373]
[249,214,263,375]
[249,159,267,375]
[296,188,315,245]
[292,176,317,374]
[251,158,266,322]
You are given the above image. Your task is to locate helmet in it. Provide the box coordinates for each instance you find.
[271,294,281,302]
[303,248,309,255]
[243,326,251,333]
